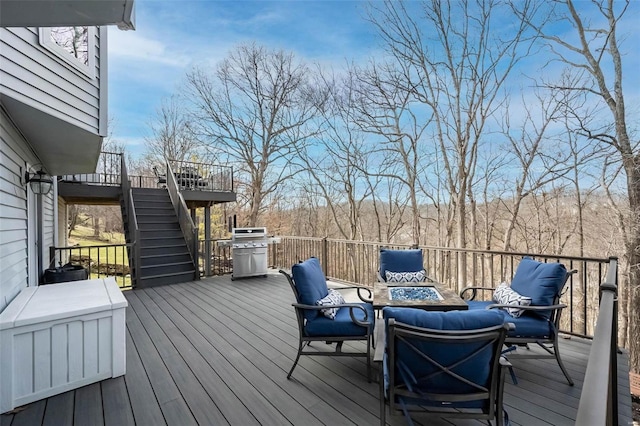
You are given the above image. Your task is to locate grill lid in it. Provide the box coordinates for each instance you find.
[232,227,267,237]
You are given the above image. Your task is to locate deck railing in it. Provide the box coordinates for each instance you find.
[198,239,233,276]
[576,257,619,425]
[59,152,234,193]
[169,159,233,192]
[49,244,133,289]
[59,151,122,186]
[166,160,199,279]
[121,154,140,288]
[270,236,613,339]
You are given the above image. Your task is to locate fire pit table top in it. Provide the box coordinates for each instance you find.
[373,281,468,311]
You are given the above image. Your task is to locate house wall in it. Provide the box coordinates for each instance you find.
[0,27,102,135]
[0,108,55,312]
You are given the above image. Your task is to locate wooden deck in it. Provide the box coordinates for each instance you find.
[1,272,633,426]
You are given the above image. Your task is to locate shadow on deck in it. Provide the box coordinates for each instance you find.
[1,272,633,425]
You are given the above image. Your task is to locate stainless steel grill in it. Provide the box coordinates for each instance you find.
[231,227,268,280]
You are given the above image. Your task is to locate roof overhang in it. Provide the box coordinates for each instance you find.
[0,0,135,30]
[2,95,102,175]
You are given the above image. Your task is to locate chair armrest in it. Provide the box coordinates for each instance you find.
[292,302,372,327]
[373,319,386,363]
[292,302,367,311]
[329,285,373,302]
[460,286,496,300]
[486,303,567,312]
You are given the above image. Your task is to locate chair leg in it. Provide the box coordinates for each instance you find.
[496,368,507,426]
[367,334,372,383]
[553,338,574,386]
[287,341,304,379]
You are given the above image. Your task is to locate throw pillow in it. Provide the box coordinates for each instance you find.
[385,269,427,283]
[316,289,346,319]
[493,282,532,318]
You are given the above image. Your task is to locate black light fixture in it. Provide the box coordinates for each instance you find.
[25,168,53,195]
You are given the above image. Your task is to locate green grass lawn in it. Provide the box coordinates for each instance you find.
[66,225,131,288]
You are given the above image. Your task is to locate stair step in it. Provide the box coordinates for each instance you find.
[140,252,192,267]
[132,195,171,202]
[140,261,195,276]
[140,237,186,248]
[136,207,175,215]
[138,222,181,231]
[136,212,177,217]
[132,187,168,194]
[133,202,173,210]
[137,215,179,224]
[137,270,196,287]
[139,229,184,239]
[140,245,192,257]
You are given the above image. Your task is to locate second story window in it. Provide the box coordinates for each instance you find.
[39,26,96,78]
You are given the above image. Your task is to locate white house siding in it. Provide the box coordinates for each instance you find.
[0,108,57,313]
[0,27,101,134]
[0,109,30,311]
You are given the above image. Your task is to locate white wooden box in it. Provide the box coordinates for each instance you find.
[0,277,127,413]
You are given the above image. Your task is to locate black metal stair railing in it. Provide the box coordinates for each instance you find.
[165,159,199,279]
[120,153,141,288]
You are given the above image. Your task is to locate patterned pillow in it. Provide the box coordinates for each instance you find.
[316,289,346,319]
[493,282,532,318]
[385,269,427,283]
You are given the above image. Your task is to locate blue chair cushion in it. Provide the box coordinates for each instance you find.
[292,258,329,321]
[379,249,424,281]
[466,301,554,338]
[510,258,567,319]
[382,308,504,399]
[305,302,374,336]
[505,314,554,339]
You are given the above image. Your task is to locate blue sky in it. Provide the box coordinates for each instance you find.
[107,1,380,157]
[107,1,639,159]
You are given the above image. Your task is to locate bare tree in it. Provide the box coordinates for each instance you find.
[514,0,640,373]
[350,60,434,246]
[368,0,538,289]
[186,43,320,226]
[50,27,89,64]
[499,87,576,251]
[295,68,376,241]
[145,95,201,166]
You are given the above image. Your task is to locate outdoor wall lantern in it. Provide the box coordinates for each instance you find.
[25,168,53,195]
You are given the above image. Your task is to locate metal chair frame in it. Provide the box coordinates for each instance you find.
[461,269,577,386]
[376,317,512,426]
[279,269,374,382]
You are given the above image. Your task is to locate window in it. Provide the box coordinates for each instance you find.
[39,26,96,78]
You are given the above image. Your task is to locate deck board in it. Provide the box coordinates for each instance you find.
[73,382,103,426]
[0,272,633,426]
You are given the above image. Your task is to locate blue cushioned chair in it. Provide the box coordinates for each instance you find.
[279,257,375,381]
[461,257,576,385]
[375,308,511,426]
[378,248,435,282]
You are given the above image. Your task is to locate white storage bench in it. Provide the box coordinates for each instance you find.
[0,277,127,413]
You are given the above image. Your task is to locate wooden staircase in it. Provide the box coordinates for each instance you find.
[123,188,196,287]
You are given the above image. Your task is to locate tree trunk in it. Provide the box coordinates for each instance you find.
[625,156,640,373]
[93,216,100,237]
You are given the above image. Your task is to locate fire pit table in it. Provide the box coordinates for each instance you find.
[373,281,468,311]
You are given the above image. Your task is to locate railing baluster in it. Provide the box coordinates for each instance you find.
[267,236,612,339]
